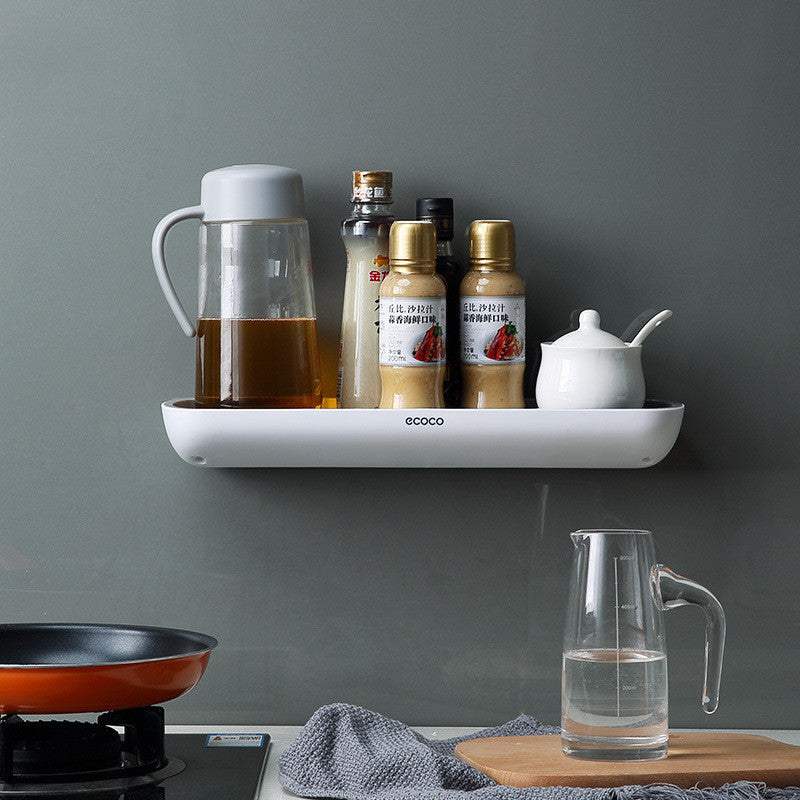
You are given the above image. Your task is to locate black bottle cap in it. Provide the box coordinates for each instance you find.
[416,197,454,241]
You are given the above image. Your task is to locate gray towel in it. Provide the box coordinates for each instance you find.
[278,703,799,800]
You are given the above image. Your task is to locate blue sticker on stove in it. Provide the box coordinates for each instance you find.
[205,734,265,747]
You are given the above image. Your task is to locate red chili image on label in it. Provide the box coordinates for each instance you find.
[412,324,445,362]
[484,323,523,361]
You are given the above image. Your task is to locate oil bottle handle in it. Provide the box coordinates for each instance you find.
[151,205,204,337]
[653,565,726,714]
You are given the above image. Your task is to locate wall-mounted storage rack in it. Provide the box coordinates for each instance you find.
[160,400,684,469]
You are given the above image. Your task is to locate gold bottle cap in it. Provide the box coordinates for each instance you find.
[468,220,515,267]
[352,171,393,203]
[389,221,436,269]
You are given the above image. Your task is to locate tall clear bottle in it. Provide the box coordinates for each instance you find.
[416,198,462,406]
[460,220,526,408]
[338,171,395,408]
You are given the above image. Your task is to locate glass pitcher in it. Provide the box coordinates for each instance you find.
[151,164,322,408]
[561,530,725,761]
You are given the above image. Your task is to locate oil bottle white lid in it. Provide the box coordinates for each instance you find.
[200,164,305,222]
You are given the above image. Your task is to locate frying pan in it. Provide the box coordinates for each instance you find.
[0,623,217,714]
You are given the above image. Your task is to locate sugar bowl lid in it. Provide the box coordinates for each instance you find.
[552,310,626,348]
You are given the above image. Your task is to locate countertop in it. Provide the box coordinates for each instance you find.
[169,726,800,800]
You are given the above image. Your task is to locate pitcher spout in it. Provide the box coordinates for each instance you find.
[570,531,587,548]
[570,529,652,547]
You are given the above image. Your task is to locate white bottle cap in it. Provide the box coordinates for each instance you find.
[200,164,305,222]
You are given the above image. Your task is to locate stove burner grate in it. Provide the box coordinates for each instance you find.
[8,720,121,775]
[0,706,171,791]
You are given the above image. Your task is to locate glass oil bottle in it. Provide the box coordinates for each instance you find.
[337,171,395,408]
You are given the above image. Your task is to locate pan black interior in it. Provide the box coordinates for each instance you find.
[0,624,217,666]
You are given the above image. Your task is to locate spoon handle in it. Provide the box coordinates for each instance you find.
[629,309,673,347]
[621,308,657,343]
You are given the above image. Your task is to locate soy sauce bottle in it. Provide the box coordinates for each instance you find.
[416,198,461,406]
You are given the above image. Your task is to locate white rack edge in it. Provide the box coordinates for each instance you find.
[160,401,684,468]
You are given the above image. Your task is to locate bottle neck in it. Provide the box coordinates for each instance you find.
[391,263,436,274]
[436,240,454,258]
[469,260,514,272]
[353,201,393,218]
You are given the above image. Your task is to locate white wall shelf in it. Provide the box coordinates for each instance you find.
[160,400,684,469]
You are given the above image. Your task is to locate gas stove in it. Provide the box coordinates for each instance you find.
[0,707,269,799]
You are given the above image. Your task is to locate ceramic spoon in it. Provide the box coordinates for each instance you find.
[628,309,673,347]
[620,308,656,342]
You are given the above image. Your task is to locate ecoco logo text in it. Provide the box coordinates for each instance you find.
[405,416,445,426]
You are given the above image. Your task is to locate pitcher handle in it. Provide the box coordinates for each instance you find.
[653,565,726,714]
[151,205,204,337]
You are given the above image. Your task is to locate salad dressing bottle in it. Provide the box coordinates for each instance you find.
[379,221,446,408]
[460,220,526,408]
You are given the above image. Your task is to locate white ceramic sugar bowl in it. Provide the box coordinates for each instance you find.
[536,310,648,409]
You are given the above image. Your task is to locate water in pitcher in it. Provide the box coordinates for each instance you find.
[561,648,668,760]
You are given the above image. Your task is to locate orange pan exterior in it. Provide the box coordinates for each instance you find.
[0,651,212,714]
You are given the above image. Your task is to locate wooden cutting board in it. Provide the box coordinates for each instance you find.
[454,733,800,789]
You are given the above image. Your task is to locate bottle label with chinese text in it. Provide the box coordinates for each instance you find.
[379,296,446,366]
[354,185,389,202]
[460,295,525,364]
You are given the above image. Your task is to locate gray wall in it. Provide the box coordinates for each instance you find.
[0,1,798,728]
